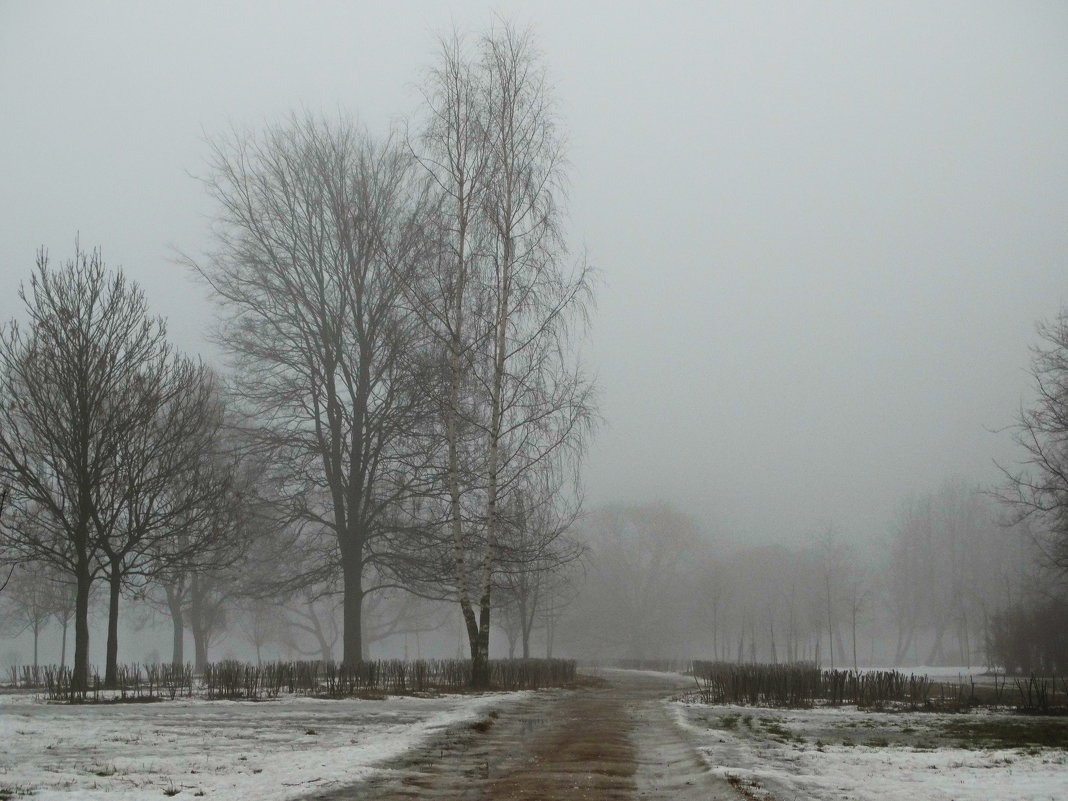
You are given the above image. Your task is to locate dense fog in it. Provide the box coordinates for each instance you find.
[2,3,1067,676]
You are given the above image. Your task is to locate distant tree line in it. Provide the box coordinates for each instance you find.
[565,489,1039,672]
[564,294,1068,673]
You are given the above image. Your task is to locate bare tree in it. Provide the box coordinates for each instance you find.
[885,481,1032,667]
[0,490,12,595]
[0,561,63,667]
[96,360,228,686]
[362,584,449,659]
[281,587,342,662]
[1001,309,1068,580]
[241,598,284,665]
[846,570,870,673]
[192,115,433,664]
[813,527,853,670]
[574,504,701,661]
[0,245,181,691]
[50,574,77,668]
[155,462,266,671]
[413,22,595,687]
[497,480,583,659]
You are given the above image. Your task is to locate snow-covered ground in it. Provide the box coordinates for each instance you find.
[674,700,1068,801]
[0,689,524,800]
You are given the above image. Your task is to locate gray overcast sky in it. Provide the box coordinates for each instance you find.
[2,1,1066,547]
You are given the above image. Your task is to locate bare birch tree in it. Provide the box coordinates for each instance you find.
[412,24,595,686]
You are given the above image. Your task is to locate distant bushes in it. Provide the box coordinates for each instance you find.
[689,660,1066,713]
[9,657,575,703]
[692,661,938,709]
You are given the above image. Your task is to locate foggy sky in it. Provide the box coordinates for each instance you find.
[2,1,1066,549]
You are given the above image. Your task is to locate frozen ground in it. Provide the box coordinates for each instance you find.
[0,689,523,800]
[674,699,1068,801]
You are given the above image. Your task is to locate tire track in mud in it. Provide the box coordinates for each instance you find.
[315,671,742,801]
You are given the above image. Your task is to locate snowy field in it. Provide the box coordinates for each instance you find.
[675,699,1068,801]
[0,689,524,800]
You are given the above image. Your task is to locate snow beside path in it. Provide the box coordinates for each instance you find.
[674,701,1068,801]
[0,690,523,800]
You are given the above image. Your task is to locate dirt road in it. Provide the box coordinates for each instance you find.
[317,670,741,801]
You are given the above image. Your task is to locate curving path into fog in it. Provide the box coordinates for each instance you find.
[322,669,742,801]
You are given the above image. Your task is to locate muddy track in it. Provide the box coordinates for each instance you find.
[313,670,741,801]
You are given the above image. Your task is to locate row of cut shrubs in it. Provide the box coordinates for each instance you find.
[691,661,934,708]
[202,657,577,699]
[11,657,576,702]
[690,660,1067,713]
[36,663,195,702]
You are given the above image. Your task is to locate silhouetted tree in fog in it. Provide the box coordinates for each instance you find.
[1002,309,1068,582]
[151,428,261,670]
[0,246,187,691]
[576,504,701,661]
[887,481,1032,667]
[497,478,583,659]
[193,115,433,664]
[0,561,63,667]
[96,359,227,687]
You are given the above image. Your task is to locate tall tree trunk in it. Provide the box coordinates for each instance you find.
[307,606,334,662]
[712,603,719,662]
[767,609,777,664]
[927,623,948,666]
[825,577,835,669]
[471,229,512,690]
[544,593,555,658]
[60,618,68,668]
[959,611,971,668]
[33,623,39,669]
[446,278,481,676]
[341,557,363,665]
[519,589,533,659]
[165,583,185,668]
[193,630,208,672]
[72,557,92,694]
[473,591,491,688]
[894,623,915,666]
[104,560,122,688]
[189,582,209,672]
[834,625,848,667]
